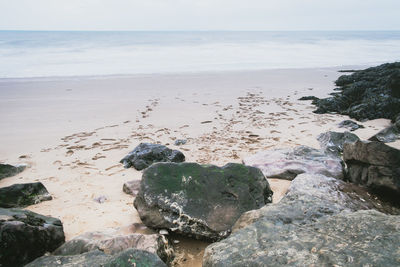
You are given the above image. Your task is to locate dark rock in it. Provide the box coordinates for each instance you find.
[311,62,400,121]
[0,163,26,180]
[338,119,364,131]
[26,248,167,267]
[298,96,319,101]
[232,173,397,232]
[203,210,400,267]
[120,143,185,170]
[243,146,343,180]
[53,229,174,264]
[0,182,52,208]
[174,139,187,146]
[369,116,400,143]
[0,208,65,267]
[134,162,273,241]
[122,180,140,196]
[343,140,400,198]
[317,131,360,157]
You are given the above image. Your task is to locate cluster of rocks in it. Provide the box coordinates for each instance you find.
[304,62,400,121]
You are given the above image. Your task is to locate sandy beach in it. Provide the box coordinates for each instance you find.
[0,67,395,266]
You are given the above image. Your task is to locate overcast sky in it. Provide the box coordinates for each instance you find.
[0,0,399,31]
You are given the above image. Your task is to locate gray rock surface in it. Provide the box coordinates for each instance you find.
[0,182,52,208]
[343,140,400,196]
[203,210,400,267]
[53,229,174,264]
[369,115,400,143]
[0,208,65,267]
[122,180,140,197]
[317,131,360,157]
[243,146,343,180]
[0,163,26,180]
[120,143,185,170]
[338,119,364,131]
[26,248,167,267]
[134,162,273,241]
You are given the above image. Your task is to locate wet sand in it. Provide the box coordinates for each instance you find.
[0,68,394,266]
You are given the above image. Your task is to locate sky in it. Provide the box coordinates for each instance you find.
[0,0,399,31]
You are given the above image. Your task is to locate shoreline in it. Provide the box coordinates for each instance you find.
[0,66,394,266]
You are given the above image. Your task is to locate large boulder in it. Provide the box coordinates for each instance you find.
[0,182,52,208]
[232,173,397,232]
[317,131,360,157]
[203,210,400,267]
[26,248,167,267]
[0,163,26,180]
[343,140,400,197]
[0,208,65,267]
[369,115,400,143]
[134,162,273,241]
[312,62,400,121]
[53,229,174,264]
[243,146,343,180]
[120,143,185,170]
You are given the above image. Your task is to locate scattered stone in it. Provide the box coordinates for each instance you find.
[369,115,400,143]
[53,229,174,264]
[120,143,185,170]
[122,180,140,196]
[317,131,360,157]
[26,248,167,267]
[174,139,187,146]
[338,119,364,131]
[0,182,52,208]
[93,195,107,204]
[343,140,400,197]
[298,96,319,101]
[134,162,273,241]
[0,163,26,180]
[203,210,400,267]
[243,146,343,180]
[0,208,65,267]
[311,62,400,121]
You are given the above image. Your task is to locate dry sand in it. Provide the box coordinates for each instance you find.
[0,68,395,266]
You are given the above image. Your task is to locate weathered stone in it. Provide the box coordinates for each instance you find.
[53,229,174,264]
[174,139,187,146]
[26,248,167,267]
[134,162,273,241]
[122,180,140,197]
[120,143,185,170]
[369,116,400,143]
[232,173,396,232]
[338,119,364,131]
[312,62,400,121]
[317,131,359,157]
[0,163,26,180]
[203,210,400,267]
[0,208,65,267]
[0,182,52,208]
[243,146,343,180]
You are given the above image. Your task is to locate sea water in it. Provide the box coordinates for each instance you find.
[0,31,399,78]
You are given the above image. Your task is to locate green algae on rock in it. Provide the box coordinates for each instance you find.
[134,162,273,241]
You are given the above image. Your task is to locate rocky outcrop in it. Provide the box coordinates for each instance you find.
[0,208,65,267]
[53,229,174,264]
[134,162,273,241]
[120,143,185,170]
[311,62,400,121]
[243,146,343,180]
[122,180,140,197]
[0,182,52,208]
[26,248,167,267]
[369,114,400,143]
[343,140,400,197]
[0,163,26,180]
[317,131,359,157]
[338,119,364,131]
[203,210,400,267]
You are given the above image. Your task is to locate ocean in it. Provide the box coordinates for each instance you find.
[0,31,399,78]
